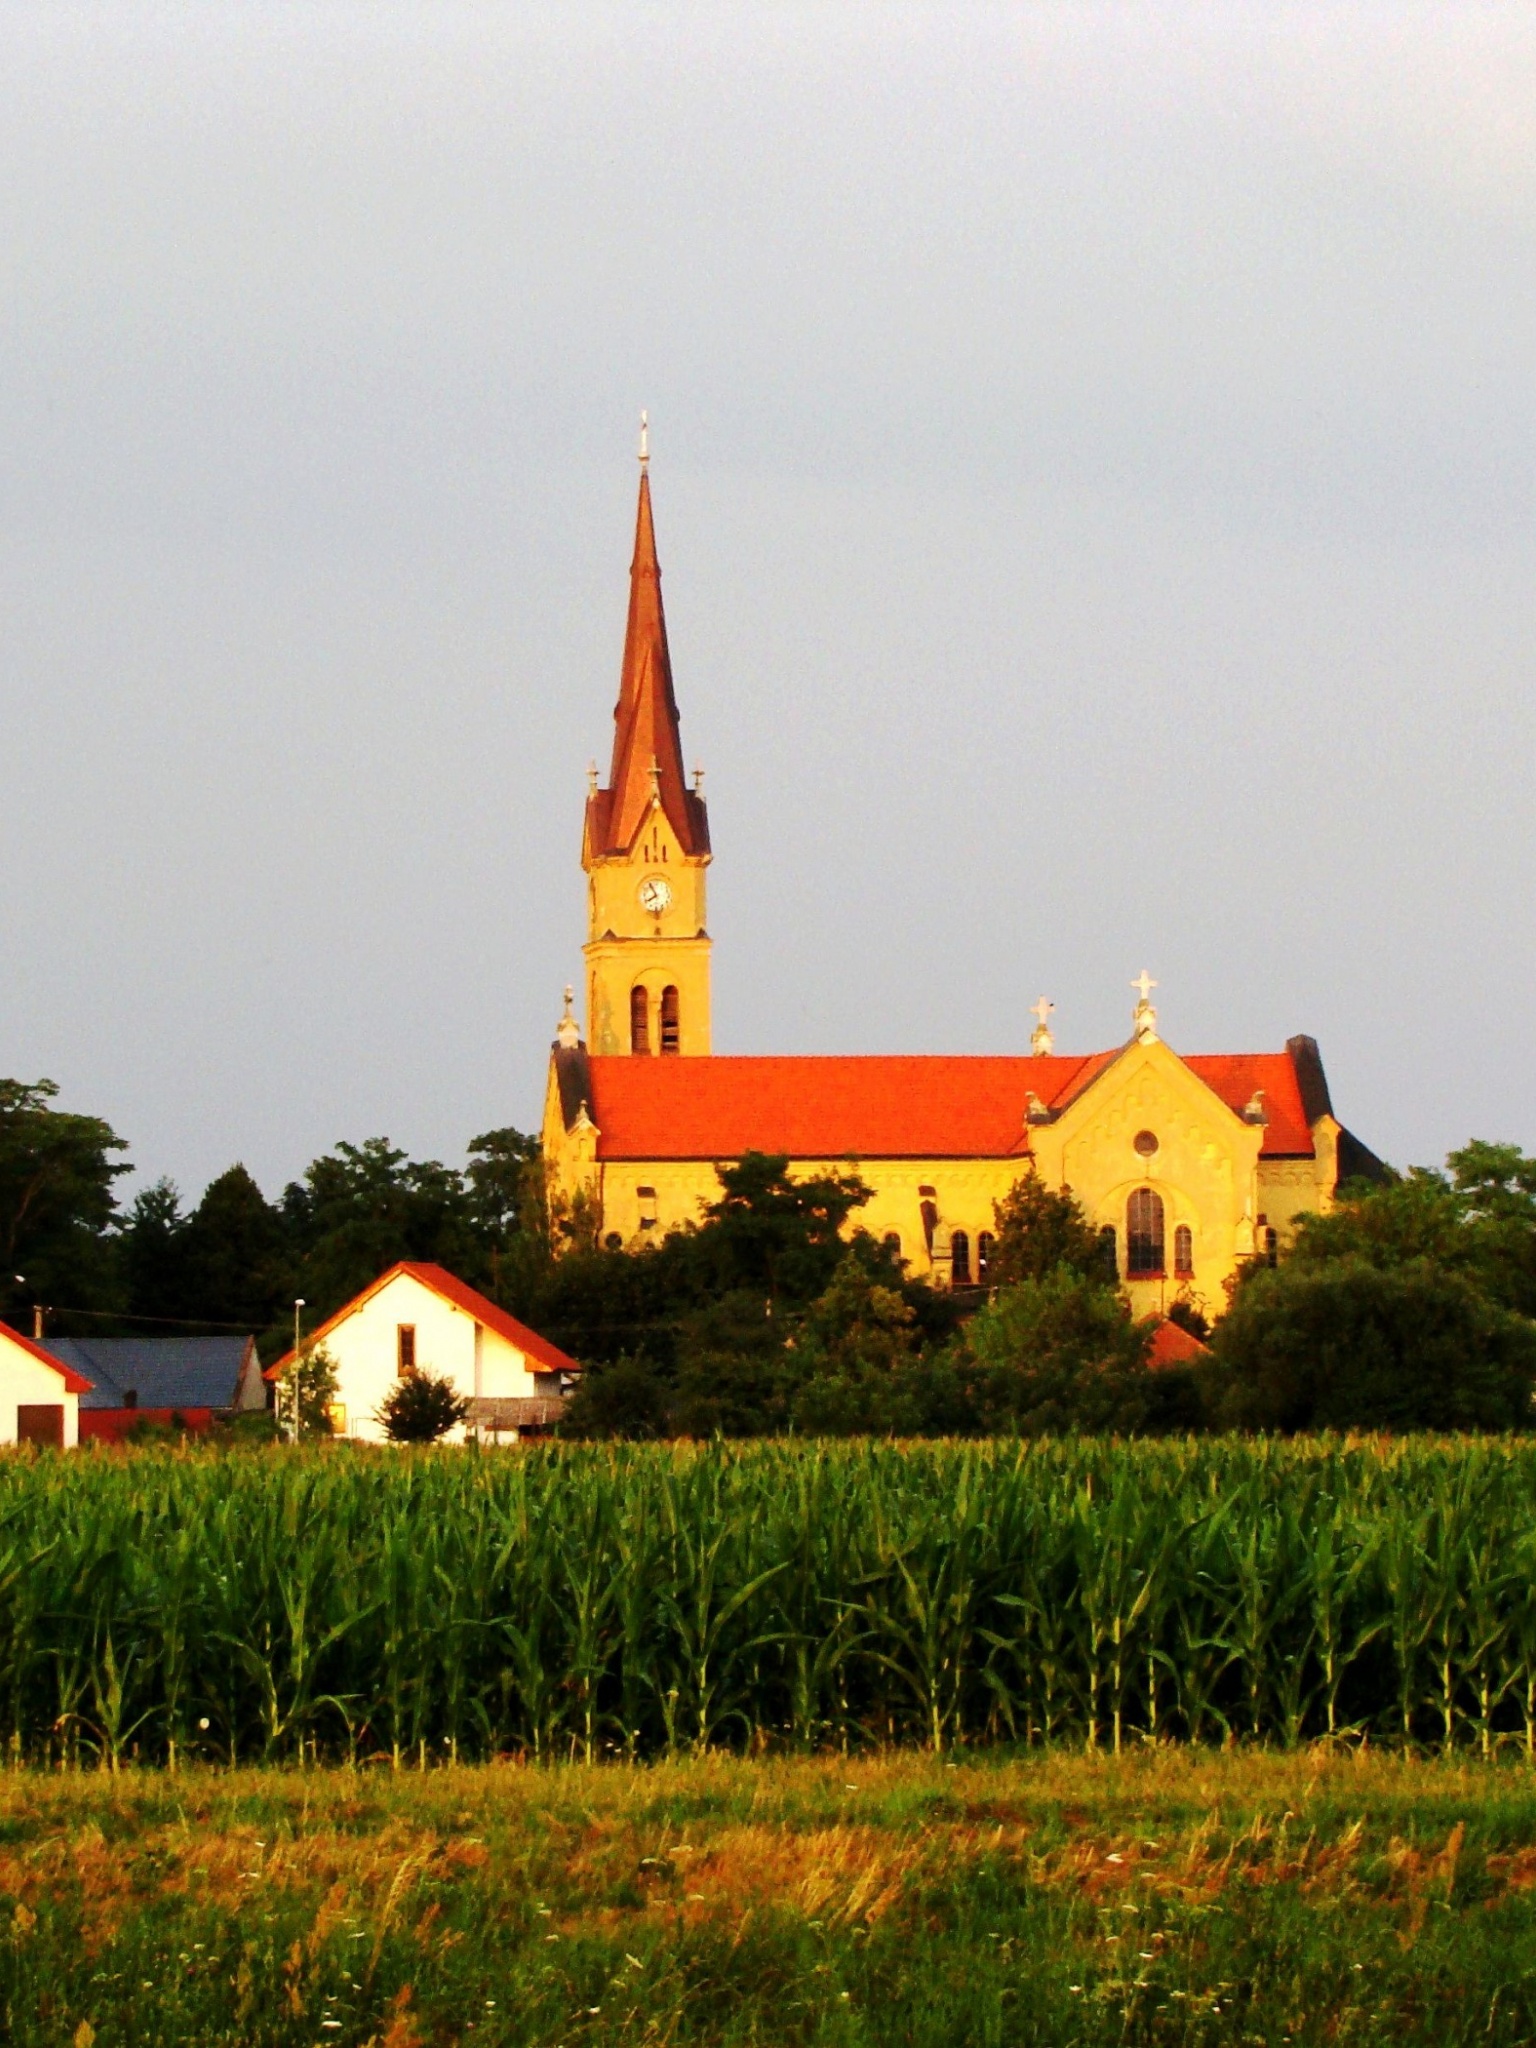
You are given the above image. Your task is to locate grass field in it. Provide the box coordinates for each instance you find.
[4,1750,1536,2045]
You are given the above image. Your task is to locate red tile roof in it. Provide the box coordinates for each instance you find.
[266,1263,580,1380]
[0,1323,93,1393]
[1147,1319,1213,1370]
[582,1049,1316,1161]
[1182,1053,1314,1155]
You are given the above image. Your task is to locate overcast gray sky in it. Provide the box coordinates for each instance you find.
[1,3,1532,1203]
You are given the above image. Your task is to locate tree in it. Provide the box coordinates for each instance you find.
[273,1343,340,1440]
[1210,1256,1536,1433]
[377,1369,469,1443]
[0,1077,129,1330]
[181,1165,291,1334]
[121,1178,191,1325]
[679,1152,873,1305]
[988,1169,1107,1286]
[283,1138,486,1324]
[559,1354,672,1440]
[958,1268,1155,1434]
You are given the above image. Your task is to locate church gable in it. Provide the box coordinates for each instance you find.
[1036,1038,1268,1294]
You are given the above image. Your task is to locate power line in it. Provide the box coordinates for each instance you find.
[9,1304,261,1333]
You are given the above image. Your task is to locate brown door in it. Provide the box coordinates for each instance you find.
[17,1405,64,1448]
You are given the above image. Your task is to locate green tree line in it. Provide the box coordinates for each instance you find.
[3,1072,1534,1434]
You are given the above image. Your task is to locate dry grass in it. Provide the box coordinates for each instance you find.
[5,1749,1536,2042]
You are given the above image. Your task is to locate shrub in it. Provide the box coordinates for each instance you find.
[377,1369,469,1443]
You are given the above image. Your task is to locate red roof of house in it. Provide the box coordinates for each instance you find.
[581,1048,1314,1161]
[0,1323,93,1393]
[266,1262,580,1380]
[1147,1319,1214,1371]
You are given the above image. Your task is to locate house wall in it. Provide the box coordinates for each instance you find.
[0,1344,80,1448]
[320,1273,541,1443]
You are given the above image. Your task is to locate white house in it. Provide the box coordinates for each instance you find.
[268,1261,579,1444]
[0,1324,91,1448]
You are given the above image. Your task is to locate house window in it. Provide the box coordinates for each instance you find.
[977,1230,995,1283]
[397,1325,416,1377]
[660,985,680,1054]
[1098,1225,1119,1280]
[951,1230,972,1284]
[630,986,650,1054]
[1127,1190,1165,1276]
[1174,1224,1194,1277]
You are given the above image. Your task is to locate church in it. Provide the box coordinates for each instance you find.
[542,437,1382,1320]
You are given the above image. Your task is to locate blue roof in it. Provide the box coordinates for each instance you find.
[41,1336,253,1411]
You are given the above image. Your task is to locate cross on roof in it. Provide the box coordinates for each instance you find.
[1132,969,1158,1006]
[1030,997,1054,1031]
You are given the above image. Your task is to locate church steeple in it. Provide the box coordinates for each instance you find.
[580,425,713,1058]
[586,438,709,862]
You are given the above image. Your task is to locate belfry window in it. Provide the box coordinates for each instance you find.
[950,1230,972,1285]
[1126,1189,1165,1276]
[630,986,650,1054]
[977,1231,995,1283]
[1174,1225,1194,1277]
[660,985,680,1054]
[1264,1226,1279,1268]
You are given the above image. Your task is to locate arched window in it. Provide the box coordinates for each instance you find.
[977,1231,995,1283]
[660,985,680,1054]
[1174,1225,1193,1277]
[1265,1226,1279,1268]
[630,985,650,1055]
[951,1230,972,1285]
[1098,1226,1118,1280]
[1126,1189,1165,1276]
[883,1231,902,1262]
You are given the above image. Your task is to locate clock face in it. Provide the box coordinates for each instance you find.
[637,875,673,915]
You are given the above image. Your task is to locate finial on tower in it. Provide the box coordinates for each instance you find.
[1131,969,1159,1044]
[556,985,581,1051]
[638,409,649,466]
[1030,996,1055,1057]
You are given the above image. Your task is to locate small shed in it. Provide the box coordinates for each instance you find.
[0,1324,91,1448]
[42,1334,265,1438]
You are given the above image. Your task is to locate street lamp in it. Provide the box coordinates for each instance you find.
[291,1300,306,1443]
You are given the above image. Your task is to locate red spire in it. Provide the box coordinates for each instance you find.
[588,458,709,858]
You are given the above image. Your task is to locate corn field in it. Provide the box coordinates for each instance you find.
[5,1438,1536,1766]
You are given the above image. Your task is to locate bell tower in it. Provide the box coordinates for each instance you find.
[581,420,713,1056]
